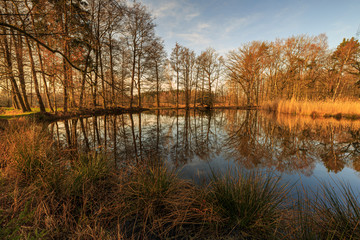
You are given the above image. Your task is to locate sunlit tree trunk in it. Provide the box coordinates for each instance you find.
[25,36,46,112]
[11,33,31,111]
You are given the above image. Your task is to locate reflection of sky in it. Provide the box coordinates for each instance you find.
[50,110,360,197]
[138,0,360,55]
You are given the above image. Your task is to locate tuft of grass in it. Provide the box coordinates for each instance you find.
[206,170,288,238]
[118,164,199,238]
[286,188,319,240]
[69,153,111,196]
[0,200,49,240]
[314,181,360,239]
[0,119,117,239]
[1,120,58,182]
[287,181,360,240]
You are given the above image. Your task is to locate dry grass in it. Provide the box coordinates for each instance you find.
[263,99,360,119]
[0,119,115,239]
[0,107,64,120]
[116,164,213,239]
[0,120,213,239]
[1,119,360,239]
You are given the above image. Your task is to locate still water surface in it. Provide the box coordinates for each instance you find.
[49,109,360,194]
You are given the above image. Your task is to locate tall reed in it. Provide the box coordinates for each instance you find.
[263,99,360,118]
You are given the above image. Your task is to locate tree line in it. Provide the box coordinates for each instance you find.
[0,0,359,113]
[227,35,360,106]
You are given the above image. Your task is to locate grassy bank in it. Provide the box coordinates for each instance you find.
[0,107,148,122]
[1,120,360,239]
[263,100,360,119]
[0,107,45,120]
[0,106,256,123]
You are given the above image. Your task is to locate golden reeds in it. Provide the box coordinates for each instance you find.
[263,99,360,119]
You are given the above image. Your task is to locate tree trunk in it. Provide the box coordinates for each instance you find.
[130,46,136,108]
[99,47,106,108]
[155,61,160,108]
[92,47,99,107]
[11,33,31,111]
[79,48,91,108]
[1,30,27,112]
[137,52,142,108]
[176,71,179,108]
[25,37,46,112]
[109,33,115,105]
[36,43,54,112]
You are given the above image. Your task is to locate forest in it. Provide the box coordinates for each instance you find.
[1,0,360,115]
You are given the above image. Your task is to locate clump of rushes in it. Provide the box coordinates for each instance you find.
[314,181,360,239]
[118,164,208,239]
[0,120,62,238]
[62,152,117,239]
[0,119,117,239]
[69,152,111,196]
[1,119,57,182]
[206,170,288,239]
[286,189,318,240]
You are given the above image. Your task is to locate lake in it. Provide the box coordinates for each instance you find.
[49,109,360,195]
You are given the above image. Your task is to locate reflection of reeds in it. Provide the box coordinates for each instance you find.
[263,99,360,119]
[260,111,360,174]
[265,110,360,132]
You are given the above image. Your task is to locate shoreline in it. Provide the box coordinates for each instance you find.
[0,105,260,122]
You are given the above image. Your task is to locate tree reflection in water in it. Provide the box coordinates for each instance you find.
[49,110,360,178]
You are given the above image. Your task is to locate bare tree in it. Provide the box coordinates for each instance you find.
[227,41,268,106]
[170,43,182,108]
[198,48,222,107]
[147,37,166,108]
[125,2,155,108]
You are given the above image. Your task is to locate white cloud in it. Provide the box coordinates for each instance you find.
[139,0,207,51]
[224,14,261,34]
[151,1,179,18]
[141,0,200,22]
[185,12,200,21]
[176,32,211,47]
[197,23,211,31]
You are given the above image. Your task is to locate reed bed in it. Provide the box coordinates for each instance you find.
[263,99,360,119]
[1,119,360,239]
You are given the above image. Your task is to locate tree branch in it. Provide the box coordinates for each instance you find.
[0,21,84,72]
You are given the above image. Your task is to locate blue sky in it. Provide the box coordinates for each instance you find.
[138,0,360,55]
